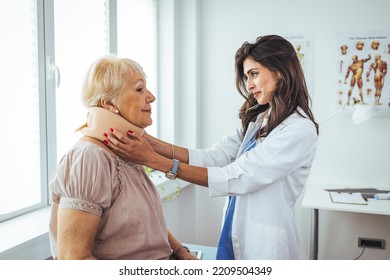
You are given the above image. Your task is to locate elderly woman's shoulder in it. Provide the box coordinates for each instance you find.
[63,138,115,163]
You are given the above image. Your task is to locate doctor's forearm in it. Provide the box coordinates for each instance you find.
[177,162,208,187]
[148,154,208,187]
[144,133,189,163]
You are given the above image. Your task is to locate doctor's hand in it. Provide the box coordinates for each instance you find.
[103,128,158,166]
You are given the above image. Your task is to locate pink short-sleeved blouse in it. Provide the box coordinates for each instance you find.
[49,141,172,260]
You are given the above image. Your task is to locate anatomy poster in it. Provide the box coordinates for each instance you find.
[336,31,389,115]
[284,33,315,97]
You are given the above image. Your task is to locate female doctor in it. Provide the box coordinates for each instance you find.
[104,35,319,260]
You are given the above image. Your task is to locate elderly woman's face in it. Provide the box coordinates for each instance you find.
[117,71,155,128]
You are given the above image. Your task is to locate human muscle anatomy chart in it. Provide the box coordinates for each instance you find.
[337,32,389,111]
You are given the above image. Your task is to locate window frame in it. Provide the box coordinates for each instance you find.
[0,0,50,222]
[0,0,159,223]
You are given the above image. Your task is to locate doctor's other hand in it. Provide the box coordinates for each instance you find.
[103,128,156,166]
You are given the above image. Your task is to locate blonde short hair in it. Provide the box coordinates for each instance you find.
[81,55,146,108]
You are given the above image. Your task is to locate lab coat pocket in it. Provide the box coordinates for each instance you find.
[248,221,288,259]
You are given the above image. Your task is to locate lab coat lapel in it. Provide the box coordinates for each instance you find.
[236,110,270,157]
[236,121,260,156]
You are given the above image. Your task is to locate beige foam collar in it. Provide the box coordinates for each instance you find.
[80,107,144,141]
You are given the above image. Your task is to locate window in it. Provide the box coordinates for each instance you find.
[53,0,110,160]
[0,0,157,222]
[0,0,43,221]
[117,0,158,136]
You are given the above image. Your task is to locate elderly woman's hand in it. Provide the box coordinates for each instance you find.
[178,250,199,260]
[173,247,199,260]
[103,128,157,166]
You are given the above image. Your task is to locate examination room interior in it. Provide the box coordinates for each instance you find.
[1,0,389,260]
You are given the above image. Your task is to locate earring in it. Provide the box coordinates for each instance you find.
[115,109,119,114]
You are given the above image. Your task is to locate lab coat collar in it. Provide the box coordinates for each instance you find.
[237,111,269,156]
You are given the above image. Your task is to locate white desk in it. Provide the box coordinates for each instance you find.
[301,183,390,260]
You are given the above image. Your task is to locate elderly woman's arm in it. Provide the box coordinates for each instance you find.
[57,208,100,260]
[168,230,198,260]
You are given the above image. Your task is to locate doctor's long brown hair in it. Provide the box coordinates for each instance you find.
[235,35,319,138]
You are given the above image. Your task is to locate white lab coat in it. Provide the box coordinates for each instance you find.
[189,111,318,259]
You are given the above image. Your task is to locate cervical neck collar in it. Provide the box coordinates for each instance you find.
[79,107,144,141]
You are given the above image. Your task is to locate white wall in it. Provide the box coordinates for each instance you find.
[165,0,390,259]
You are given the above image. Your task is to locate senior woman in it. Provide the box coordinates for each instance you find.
[49,55,195,260]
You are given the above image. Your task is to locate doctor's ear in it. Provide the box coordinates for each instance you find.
[100,99,120,114]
